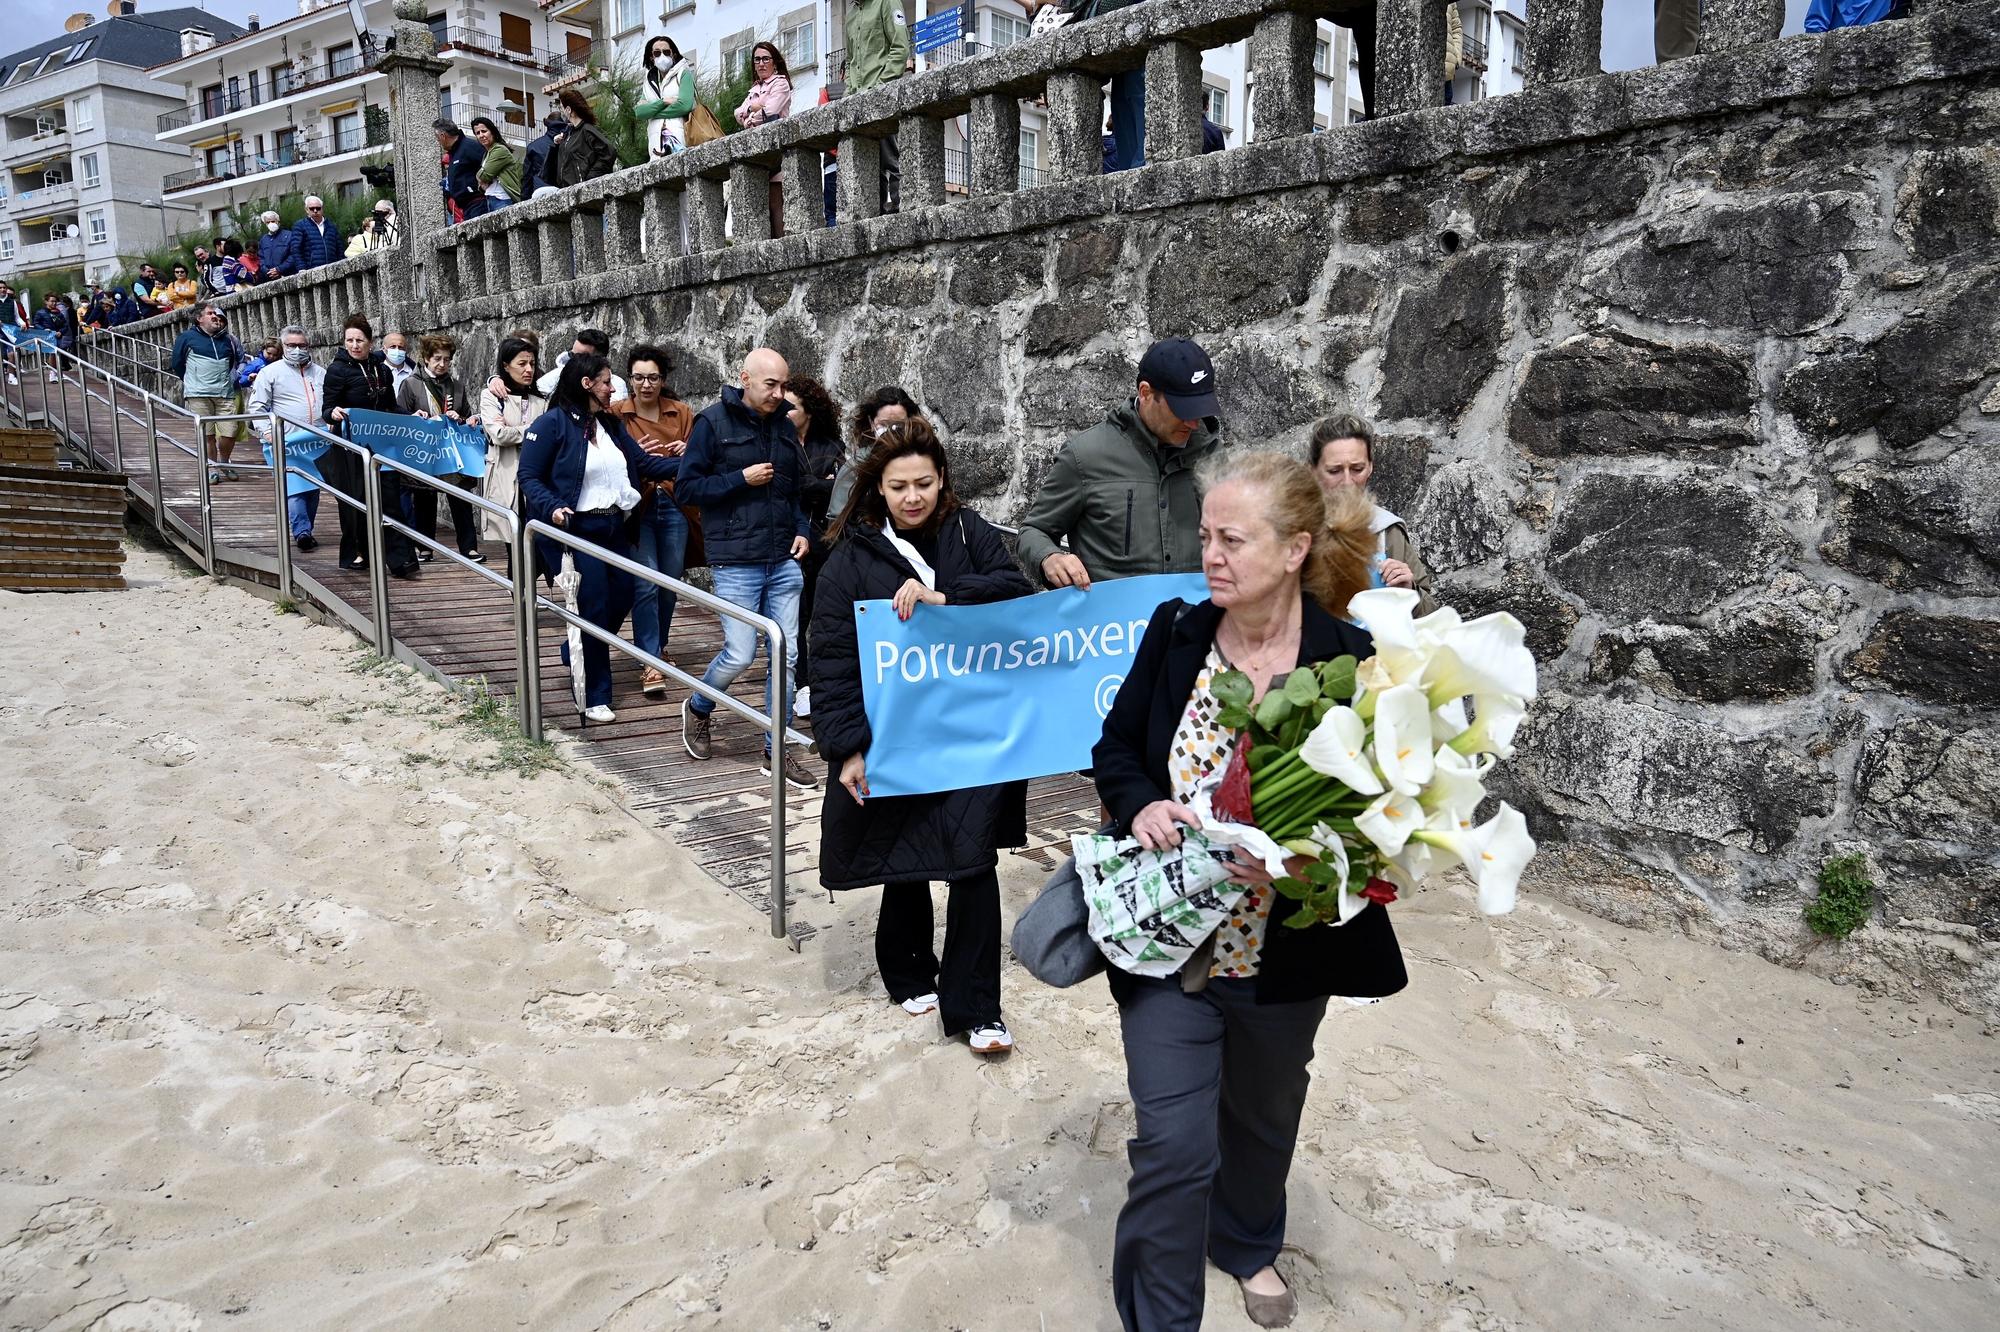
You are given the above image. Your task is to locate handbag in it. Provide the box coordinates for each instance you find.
[1031,2,1075,36]
[686,102,723,148]
[1010,852,1106,988]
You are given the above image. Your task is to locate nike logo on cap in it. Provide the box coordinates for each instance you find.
[1190,370,1208,383]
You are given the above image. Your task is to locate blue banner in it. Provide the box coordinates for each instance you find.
[264,428,328,497]
[343,408,478,477]
[856,571,1209,798]
[12,328,58,352]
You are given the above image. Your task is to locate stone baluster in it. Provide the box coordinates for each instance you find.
[538,216,571,283]
[572,207,607,275]
[968,93,1022,196]
[642,185,682,260]
[484,232,510,297]
[730,164,774,243]
[605,195,644,261]
[685,176,727,252]
[1521,0,1603,86]
[1144,42,1205,163]
[432,242,462,305]
[1044,71,1104,181]
[1701,0,1785,53]
[508,220,542,287]
[1249,10,1318,140]
[1375,0,1449,115]
[837,135,883,224]
[900,115,947,210]
[781,147,824,236]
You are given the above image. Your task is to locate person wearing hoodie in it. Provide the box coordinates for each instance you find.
[843,0,914,208]
[1017,337,1223,589]
[522,113,566,197]
[1803,0,1911,30]
[1308,413,1436,615]
[108,289,142,327]
[169,303,244,484]
[634,36,697,160]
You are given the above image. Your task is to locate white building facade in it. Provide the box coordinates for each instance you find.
[0,4,245,287]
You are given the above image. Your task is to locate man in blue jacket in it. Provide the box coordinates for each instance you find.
[255,210,294,280]
[434,118,488,221]
[170,302,244,482]
[1804,0,1911,31]
[288,196,343,272]
[675,346,817,789]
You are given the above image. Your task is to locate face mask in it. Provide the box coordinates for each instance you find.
[653,55,672,72]
[266,222,279,233]
[284,347,311,368]
[385,348,407,366]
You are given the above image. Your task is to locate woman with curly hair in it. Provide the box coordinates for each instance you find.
[829,384,920,518]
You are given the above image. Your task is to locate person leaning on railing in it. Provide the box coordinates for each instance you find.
[249,326,327,552]
[469,117,522,214]
[1307,413,1437,615]
[550,87,618,190]
[635,35,696,160]
[517,352,682,724]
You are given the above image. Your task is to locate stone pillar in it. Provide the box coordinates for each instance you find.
[1249,11,1317,140]
[1700,0,1785,53]
[606,195,644,260]
[899,114,947,210]
[375,1,450,306]
[1144,42,1204,163]
[968,93,1022,197]
[642,185,681,259]
[432,242,461,305]
[781,148,823,235]
[538,217,571,282]
[1044,71,1103,181]
[729,164,774,243]
[837,135,882,224]
[508,223,542,287]
[483,233,509,297]
[1521,0,1603,87]
[572,209,606,275]
[687,176,729,252]
[1375,0,1448,115]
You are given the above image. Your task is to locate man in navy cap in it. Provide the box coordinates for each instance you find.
[1018,337,1221,589]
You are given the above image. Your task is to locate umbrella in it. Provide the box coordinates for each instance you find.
[556,551,587,715]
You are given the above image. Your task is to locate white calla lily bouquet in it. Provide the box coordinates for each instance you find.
[1207,587,1540,929]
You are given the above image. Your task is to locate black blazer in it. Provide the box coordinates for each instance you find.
[1092,591,1408,1003]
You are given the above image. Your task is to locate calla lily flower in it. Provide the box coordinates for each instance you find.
[1444,693,1528,760]
[1420,746,1491,831]
[1349,587,1432,688]
[1432,695,1469,740]
[1298,705,1384,795]
[1423,612,1539,707]
[1355,787,1423,856]
[1307,824,1367,924]
[1405,801,1535,915]
[1371,684,1435,797]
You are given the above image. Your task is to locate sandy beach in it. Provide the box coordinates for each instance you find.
[2,546,1996,1331]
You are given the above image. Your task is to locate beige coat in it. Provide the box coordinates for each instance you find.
[477,384,549,545]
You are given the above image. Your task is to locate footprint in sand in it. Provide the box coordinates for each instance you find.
[136,733,199,767]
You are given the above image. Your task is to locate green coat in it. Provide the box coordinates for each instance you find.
[1017,401,1219,585]
[476,139,523,199]
[843,0,913,93]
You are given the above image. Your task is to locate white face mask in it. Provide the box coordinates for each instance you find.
[385,348,407,366]
[653,54,672,72]
[266,222,280,233]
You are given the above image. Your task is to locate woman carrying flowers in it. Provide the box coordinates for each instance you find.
[1090,451,1405,1331]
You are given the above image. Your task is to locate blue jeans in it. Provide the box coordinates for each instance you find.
[630,498,688,662]
[687,559,802,753]
[288,489,319,538]
[1106,67,1146,172]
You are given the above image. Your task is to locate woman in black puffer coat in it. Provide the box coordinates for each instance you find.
[320,313,413,574]
[810,419,1033,1054]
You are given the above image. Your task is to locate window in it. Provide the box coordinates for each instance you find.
[332,111,362,154]
[270,62,295,97]
[614,0,644,34]
[204,143,234,176]
[722,41,752,80]
[428,12,449,44]
[64,40,94,66]
[337,179,366,201]
[326,43,359,80]
[1202,84,1228,128]
[71,97,93,131]
[500,14,532,55]
[438,87,455,122]
[991,13,1031,49]
[85,210,105,245]
[0,234,13,260]
[500,86,533,128]
[1017,126,1039,191]
[273,126,299,165]
[1314,37,1331,77]
[4,62,30,87]
[78,152,100,189]
[780,18,817,71]
[200,82,225,118]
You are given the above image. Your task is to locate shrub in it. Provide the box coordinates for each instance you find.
[1804,852,1874,940]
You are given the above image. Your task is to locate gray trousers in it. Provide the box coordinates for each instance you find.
[1657,0,1702,62]
[1110,973,1330,1332]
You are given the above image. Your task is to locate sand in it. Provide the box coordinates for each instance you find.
[2,545,1997,1332]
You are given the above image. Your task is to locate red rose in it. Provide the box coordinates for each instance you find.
[1360,877,1398,906]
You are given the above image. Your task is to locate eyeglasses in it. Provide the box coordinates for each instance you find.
[629,372,663,383]
[753,54,774,63]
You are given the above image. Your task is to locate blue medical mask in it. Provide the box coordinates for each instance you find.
[385,348,407,366]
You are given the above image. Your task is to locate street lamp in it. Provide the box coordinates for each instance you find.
[141,197,169,244]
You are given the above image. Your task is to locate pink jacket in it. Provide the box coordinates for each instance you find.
[736,74,793,127]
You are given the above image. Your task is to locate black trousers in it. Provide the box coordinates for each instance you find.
[413,473,480,555]
[875,867,1000,1036]
[1109,973,1329,1332]
[321,444,416,571]
[555,510,636,710]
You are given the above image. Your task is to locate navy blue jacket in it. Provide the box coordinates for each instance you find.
[441,132,486,207]
[522,130,558,196]
[676,386,808,566]
[518,403,679,576]
[258,229,296,278]
[288,216,344,271]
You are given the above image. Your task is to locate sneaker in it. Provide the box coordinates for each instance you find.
[761,748,819,790]
[794,686,812,718]
[641,667,667,697]
[899,993,938,1016]
[583,704,616,723]
[681,699,712,760]
[968,1021,1013,1054]
[208,468,224,484]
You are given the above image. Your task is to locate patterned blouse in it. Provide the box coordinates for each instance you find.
[1169,646,1274,979]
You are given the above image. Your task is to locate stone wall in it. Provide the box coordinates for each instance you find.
[103,5,2000,1012]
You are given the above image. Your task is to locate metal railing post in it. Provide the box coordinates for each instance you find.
[54,354,70,441]
[361,451,392,656]
[768,622,788,940]
[193,413,216,572]
[271,413,294,604]
[103,362,123,473]
[144,396,166,537]
[518,522,542,739]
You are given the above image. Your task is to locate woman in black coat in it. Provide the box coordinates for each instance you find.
[1091,451,1407,1332]
[320,313,413,575]
[551,86,619,188]
[809,420,1033,1054]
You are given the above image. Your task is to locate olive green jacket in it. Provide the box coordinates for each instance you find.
[476,140,523,200]
[1018,401,1219,585]
[843,0,913,93]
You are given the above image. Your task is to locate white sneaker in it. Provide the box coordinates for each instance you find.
[969,1020,1013,1054]
[794,686,812,718]
[899,993,938,1016]
[583,704,616,723]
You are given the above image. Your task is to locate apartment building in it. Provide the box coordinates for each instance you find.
[151,0,570,231]
[0,4,245,287]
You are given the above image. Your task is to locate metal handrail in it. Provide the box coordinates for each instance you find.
[525,517,804,939]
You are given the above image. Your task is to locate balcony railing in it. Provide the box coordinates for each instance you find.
[161,118,392,194]
[435,25,559,75]
[2,127,69,162]
[11,180,77,213]
[1460,35,1488,70]
[16,236,83,266]
[158,58,367,134]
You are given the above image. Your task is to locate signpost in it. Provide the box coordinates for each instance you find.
[912,4,972,57]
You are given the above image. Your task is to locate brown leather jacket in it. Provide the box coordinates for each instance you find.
[612,397,695,495]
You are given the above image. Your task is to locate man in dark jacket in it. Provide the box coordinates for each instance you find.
[434,117,488,221]
[521,113,564,197]
[1017,337,1222,589]
[675,346,816,788]
[255,210,295,280]
[288,196,343,272]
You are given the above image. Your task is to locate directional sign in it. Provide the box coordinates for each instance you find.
[912,5,970,56]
